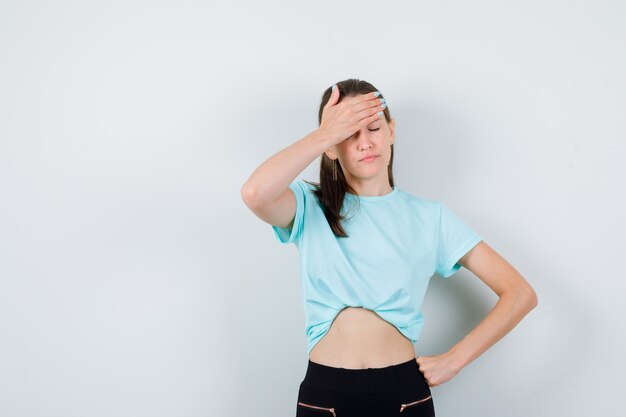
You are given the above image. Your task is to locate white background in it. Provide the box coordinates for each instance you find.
[1,1,624,416]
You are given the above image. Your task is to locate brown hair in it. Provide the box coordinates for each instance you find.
[303,78,395,238]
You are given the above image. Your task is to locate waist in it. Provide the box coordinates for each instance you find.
[308,307,416,368]
[302,357,428,395]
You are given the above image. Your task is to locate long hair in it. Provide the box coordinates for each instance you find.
[304,78,395,238]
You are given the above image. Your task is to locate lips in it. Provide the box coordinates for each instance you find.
[360,154,378,162]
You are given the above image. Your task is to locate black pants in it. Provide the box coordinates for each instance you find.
[296,358,435,417]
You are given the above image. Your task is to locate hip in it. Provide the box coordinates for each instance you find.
[296,358,435,417]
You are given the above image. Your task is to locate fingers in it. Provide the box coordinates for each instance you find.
[326,87,382,108]
[415,356,430,385]
[353,103,385,128]
[324,86,384,119]
[350,91,384,109]
[355,111,383,131]
[355,98,385,114]
[320,86,384,141]
[353,97,386,121]
[324,84,340,108]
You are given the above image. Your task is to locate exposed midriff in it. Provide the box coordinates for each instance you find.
[308,306,416,369]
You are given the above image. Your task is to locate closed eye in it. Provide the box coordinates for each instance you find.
[345,128,380,141]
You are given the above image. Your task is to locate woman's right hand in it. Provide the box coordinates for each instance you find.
[318,87,385,147]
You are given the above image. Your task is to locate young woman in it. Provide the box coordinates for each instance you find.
[241,79,538,417]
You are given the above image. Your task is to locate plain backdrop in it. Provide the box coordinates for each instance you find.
[1,0,624,416]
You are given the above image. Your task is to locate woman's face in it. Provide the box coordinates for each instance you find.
[325,102,395,184]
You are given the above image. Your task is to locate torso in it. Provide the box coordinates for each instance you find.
[308,306,416,369]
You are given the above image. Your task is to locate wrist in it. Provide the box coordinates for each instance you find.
[310,128,334,149]
[446,345,470,372]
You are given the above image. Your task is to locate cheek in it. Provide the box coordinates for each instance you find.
[337,145,353,158]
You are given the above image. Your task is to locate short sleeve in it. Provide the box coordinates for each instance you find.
[271,179,307,244]
[435,202,482,278]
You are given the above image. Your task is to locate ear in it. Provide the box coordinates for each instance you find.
[324,148,338,160]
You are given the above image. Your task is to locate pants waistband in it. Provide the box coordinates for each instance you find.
[302,357,425,395]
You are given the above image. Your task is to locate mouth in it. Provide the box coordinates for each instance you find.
[360,155,379,162]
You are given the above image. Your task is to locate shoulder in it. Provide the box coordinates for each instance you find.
[288,179,322,208]
[300,179,319,191]
[288,178,318,195]
[395,188,441,213]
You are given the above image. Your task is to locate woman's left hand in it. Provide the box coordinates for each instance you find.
[415,352,463,387]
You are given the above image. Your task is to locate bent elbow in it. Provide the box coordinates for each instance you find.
[241,182,261,209]
[506,281,538,312]
[523,285,538,311]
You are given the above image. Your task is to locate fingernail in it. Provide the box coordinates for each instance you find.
[373,91,381,97]
[377,111,383,117]
[332,84,337,92]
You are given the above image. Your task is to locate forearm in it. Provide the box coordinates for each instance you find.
[241,128,332,205]
[447,287,538,370]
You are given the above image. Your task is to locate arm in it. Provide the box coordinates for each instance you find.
[241,128,332,210]
[241,89,384,227]
[416,241,538,386]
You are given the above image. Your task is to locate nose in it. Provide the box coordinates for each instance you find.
[354,128,375,149]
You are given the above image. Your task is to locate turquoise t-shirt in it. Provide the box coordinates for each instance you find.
[271,179,482,355]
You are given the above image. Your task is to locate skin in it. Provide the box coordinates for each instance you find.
[324,99,395,197]
[309,93,538,387]
[417,242,538,386]
[311,95,421,369]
